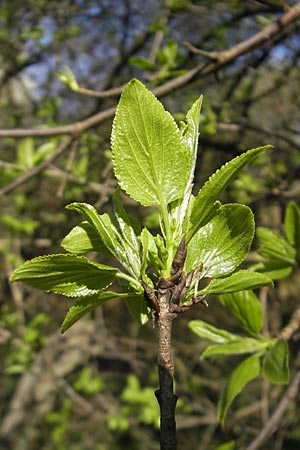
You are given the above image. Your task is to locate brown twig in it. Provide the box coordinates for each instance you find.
[244,369,300,450]
[280,304,300,341]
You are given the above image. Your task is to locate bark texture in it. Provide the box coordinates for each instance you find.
[156,288,178,450]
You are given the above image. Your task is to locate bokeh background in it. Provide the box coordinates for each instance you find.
[1,1,300,449]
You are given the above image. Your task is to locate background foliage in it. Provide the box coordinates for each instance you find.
[1,1,300,449]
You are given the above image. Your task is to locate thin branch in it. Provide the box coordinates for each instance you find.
[244,369,300,450]
[184,2,300,64]
[280,305,300,341]
[0,3,299,139]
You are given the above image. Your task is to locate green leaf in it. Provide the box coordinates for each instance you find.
[285,201,300,264]
[113,189,141,269]
[170,96,203,234]
[61,291,132,333]
[125,294,149,325]
[262,339,290,385]
[252,260,293,280]
[186,145,271,242]
[220,291,263,335]
[66,202,141,280]
[285,201,300,245]
[140,227,162,276]
[129,56,157,71]
[111,78,191,207]
[185,204,254,276]
[17,138,35,169]
[57,66,79,91]
[10,254,117,297]
[198,270,272,295]
[215,441,235,450]
[189,319,239,343]
[61,221,112,255]
[202,338,267,359]
[257,227,296,265]
[217,354,261,426]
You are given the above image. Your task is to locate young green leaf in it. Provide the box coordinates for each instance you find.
[252,260,293,281]
[61,221,112,255]
[284,201,300,265]
[140,227,163,277]
[220,290,263,335]
[217,354,260,426]
[171,96,203,233]
[125,294,149,325]
[285,201,300,245]
[201,339,265,359]
[257,227,296,265]
[198,270,272,295]
[66,202,141,279]
[111,78,191,207]
[186,145,271,242]
[61,291,136,333]
[185,204,255,276]
[10,254,117,297]
[262,339,290,385]
[189,319,239,344]
[215,441,235,450]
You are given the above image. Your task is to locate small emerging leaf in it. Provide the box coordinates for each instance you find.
[262,339,290,385]
[217,354,260,426]
[10,254,117,297]
[220,290,263,335]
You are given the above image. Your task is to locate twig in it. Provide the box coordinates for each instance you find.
[244,369,300,450]
[280,304,300,341]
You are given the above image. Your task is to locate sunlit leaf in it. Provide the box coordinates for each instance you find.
[10,254,117,297]
[66,202,141,279]
[185,204,254,276]
[111,78,191,207]
[198,270,272,295]
[186,145,271,242]
[61,221,112,255]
